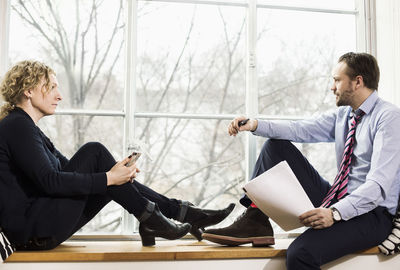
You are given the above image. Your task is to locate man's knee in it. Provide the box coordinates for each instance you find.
[286,241,319,270]
[262,139,291,151]
[260,139,293,159]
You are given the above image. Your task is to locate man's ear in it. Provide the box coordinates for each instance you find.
[354,75,364,89]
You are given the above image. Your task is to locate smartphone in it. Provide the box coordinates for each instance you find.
[125,152,141,167]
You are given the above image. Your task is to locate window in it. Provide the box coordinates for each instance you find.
[8,0,126,234]
[1,0,367,235]
[135,0,247,228]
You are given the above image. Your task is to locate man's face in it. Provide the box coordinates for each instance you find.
[331,61,356,107]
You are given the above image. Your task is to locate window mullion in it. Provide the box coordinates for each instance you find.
[122,0,138,234]
[0,0,10,75]
[245,0,258,182]
[355,0,376,55]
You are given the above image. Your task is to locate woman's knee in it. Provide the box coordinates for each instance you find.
[80,142,107,153]
[79,142,115,166]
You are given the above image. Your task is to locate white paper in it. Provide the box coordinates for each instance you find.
[243,160,314,231]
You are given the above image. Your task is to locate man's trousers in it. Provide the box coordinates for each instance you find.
[240,139,392,270]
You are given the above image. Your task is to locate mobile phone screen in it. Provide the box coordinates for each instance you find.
[125,152,141,167]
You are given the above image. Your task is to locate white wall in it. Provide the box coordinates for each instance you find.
[376,0,400,106]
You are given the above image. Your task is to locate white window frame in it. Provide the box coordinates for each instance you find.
[0,0,376,235]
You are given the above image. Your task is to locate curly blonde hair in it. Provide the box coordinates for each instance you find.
[0,60,55,120]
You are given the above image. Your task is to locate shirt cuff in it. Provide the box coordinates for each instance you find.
[252,120,269,137]
[331,199,358,221]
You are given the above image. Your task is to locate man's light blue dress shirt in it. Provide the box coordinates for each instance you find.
[253,91,400,220]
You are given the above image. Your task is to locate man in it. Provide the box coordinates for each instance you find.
[202,52,400,269]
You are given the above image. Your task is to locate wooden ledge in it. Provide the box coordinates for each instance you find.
[5,239,380,262]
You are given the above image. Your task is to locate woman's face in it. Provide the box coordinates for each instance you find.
[30,73,62,117]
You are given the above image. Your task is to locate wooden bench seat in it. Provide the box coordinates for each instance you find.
[6,238,379,262]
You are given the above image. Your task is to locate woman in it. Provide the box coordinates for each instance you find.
[0,60,234,249]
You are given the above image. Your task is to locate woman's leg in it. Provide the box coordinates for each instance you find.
[132,181,182,219]
[64,142,190,246]
[62,142,151,222]
[133,180,235,241]
[20,142,191,250]
[64,142,231,245]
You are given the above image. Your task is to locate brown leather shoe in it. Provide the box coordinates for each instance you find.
[202,207,274,247]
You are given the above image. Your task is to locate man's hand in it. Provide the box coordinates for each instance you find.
[228,116,258,136]
[299,207,334,229]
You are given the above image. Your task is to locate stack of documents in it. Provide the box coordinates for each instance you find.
[244,161,314,231]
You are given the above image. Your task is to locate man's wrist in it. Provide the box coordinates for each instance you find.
[250,119,258,132]
[330,207,342,222]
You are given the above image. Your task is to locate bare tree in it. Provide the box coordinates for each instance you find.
[12,0,124,149]
[134,6,247,208]
[10,1,339,232]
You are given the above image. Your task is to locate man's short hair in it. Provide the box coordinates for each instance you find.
[338,52,380,90]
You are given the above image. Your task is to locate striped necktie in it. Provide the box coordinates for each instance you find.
[321,111,365,208]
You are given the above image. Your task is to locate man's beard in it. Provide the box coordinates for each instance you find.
[336,88,354,107]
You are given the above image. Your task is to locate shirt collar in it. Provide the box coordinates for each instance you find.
[349,90,378,117]
[358,91,378,114]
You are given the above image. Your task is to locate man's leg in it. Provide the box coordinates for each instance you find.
[240,139,331,207]
[286,206,393,270]
[203,139,331,246]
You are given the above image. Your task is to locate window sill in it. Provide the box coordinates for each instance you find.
[5,239,379,262]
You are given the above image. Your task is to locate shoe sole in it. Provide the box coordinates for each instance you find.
[202,233,275,247]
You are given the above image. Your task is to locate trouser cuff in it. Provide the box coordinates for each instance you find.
[138,201,155,222]
[176,201,193,222]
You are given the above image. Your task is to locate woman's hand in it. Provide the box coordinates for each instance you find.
[106,156,140,186]
[228,116,258,136]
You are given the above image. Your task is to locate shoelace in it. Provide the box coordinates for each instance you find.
[379,214,400,255]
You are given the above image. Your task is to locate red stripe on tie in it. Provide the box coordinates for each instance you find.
[320,111,364,207]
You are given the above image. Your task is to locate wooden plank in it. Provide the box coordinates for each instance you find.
[5,239,380,263]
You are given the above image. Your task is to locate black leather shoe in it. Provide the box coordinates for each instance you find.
[139,204,191,246]
[178,203,235,241]
[202,207,274,247]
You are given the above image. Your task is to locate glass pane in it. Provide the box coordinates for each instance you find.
[137,2,246,114]
[258,0,355,10]
[9,0,125,110]
[38,115,124,234]
[256,137,336,233]
[39,115,124,158]
[257,9,356,116]
[134,118,246,226]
